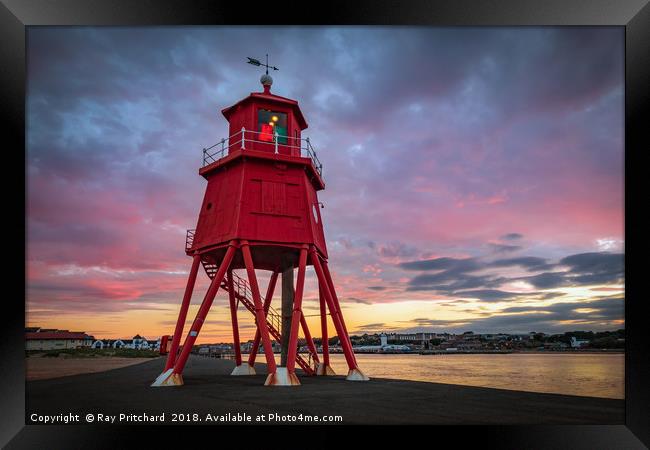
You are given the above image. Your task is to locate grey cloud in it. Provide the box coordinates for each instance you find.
[408,318,472,327]
[401,296,623,333]
[561,252,624,285]
[377,241,418,258]
[501,296,623,320]
[356,322,386,331]
[520,271,568,289]
[490,256,553,271]
[401,251,623,296]
[517,253,624,289]
[406,273,498,292]
[453,289,521,301]
[487,243,522,254]
[561,252,623,273]
[399,257,481,272]
[538,292,566,299]
[341,297,373,305]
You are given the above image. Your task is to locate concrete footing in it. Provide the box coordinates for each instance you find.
[151,368,184,387]
[264,367,301,386]
[231,364,256,376]
[316,363,336,376]
[346,367,370,381]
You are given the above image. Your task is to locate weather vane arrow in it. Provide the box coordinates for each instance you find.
[246,54,278,75]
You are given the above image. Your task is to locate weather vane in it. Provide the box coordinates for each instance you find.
[246,54,279,75]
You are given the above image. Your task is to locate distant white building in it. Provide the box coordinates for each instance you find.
[353,334,410,353]
[570,337,590,348]
[386,332,447,342]
[91,335,156,350]
[91,339,126,349]
[128,334,150,349]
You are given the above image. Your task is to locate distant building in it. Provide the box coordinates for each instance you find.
[91,335,157,350]
[456,340,483,351]
[25,328,94,351]
[386,332,447,342]
[196,344,233,355]
[91,339,126,349]
[482,334,509,341]
[127,334,150,350]
[233,340,280,353]
[570,337,590,348]
[544,342,569,350]
[241,341,254,352]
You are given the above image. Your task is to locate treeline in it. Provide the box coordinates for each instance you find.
[544,329,625,348]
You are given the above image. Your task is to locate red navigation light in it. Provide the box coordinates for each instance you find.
[260,123,274,142]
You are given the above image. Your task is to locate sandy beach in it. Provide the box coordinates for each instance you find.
[26,356,159,381]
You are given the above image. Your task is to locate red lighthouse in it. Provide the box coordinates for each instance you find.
[153,62,368,387]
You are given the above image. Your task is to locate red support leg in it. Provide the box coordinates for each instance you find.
[152,242,237,387]
[164,254,201,371]
[286,247,308,379]
[310,248,355,369]
[227,270,242,366]
[319,286,330,365]
[316,285,334,375]
[300,313,320,366]
[321,259,357,366]
[241,241,278,384]
[248,270,278,367]
[310,247,369,381]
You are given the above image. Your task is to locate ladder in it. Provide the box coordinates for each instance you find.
[201,260,317,375]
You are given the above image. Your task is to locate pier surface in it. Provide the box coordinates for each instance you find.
[26,355,624,425]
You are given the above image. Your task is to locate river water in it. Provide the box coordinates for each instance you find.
[326,353,624,399]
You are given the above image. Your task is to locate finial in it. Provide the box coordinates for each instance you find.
[260,74,273,93]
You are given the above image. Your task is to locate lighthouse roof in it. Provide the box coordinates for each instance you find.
[221,90,308,130]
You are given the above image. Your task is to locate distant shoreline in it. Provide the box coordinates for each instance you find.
[416,349,624,355]
[232,349,626,356]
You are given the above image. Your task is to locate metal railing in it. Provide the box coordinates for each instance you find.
[202,127,323,178]
[185,229,195,251]
[230,271,281,332]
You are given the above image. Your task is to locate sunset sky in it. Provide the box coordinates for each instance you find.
[26,27,624,342]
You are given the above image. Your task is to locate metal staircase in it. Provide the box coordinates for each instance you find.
[201,259,317,376]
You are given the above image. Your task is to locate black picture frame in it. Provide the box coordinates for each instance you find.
[2,0,647,447]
